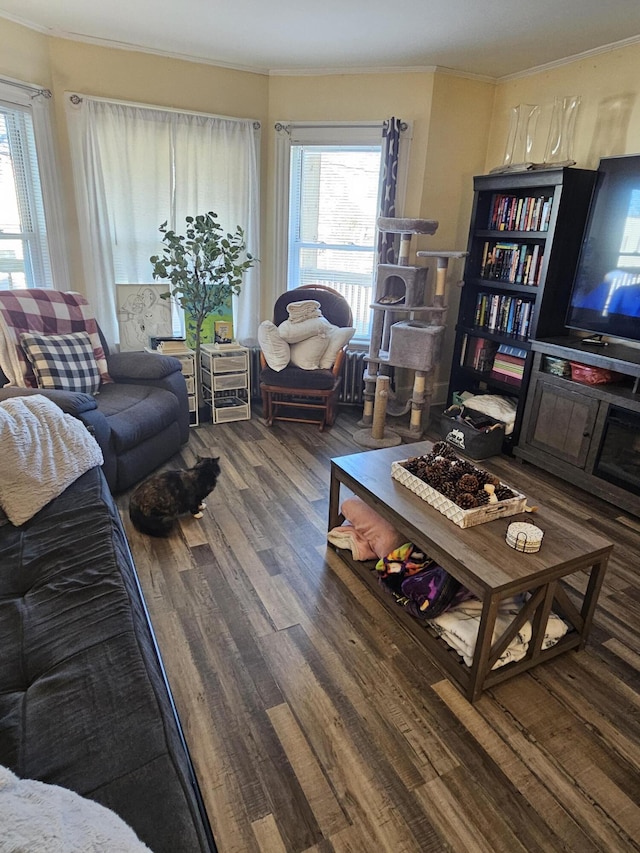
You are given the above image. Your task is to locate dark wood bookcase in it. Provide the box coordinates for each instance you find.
[447,166,597,449]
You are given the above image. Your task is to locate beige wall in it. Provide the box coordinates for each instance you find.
[0,18,51,87]
[486,43,640,173]
[2,17,640,398]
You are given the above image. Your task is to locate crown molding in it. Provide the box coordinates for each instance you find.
[498,33,640,81]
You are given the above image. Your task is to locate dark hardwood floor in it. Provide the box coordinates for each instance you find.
[116,405,640,853]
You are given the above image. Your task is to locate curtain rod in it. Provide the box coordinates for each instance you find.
[0,76,51,99]
[67,92,260,129]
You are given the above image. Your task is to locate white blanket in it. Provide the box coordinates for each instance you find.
[431,594,569,669]
[0,764,150,852]
[0,395,103,526]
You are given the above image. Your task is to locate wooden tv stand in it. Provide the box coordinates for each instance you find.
[516,336,640,517]
[329,441,612,702]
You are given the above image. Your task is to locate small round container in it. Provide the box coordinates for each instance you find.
[506,521,544,553]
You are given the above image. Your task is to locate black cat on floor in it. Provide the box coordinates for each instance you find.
[129,456,221,537]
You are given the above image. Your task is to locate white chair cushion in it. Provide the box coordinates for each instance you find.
[278,315,333,343]
[289,335,331,370]
[258,321,290,371]
[319,326,356,369]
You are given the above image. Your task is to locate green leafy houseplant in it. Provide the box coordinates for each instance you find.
[150,212,256,374]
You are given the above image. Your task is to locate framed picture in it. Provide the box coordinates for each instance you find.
[116,284,173,351]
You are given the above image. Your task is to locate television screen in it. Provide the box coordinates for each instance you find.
[566,154,640,344]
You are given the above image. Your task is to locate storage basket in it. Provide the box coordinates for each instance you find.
[543,355,572,377]
[391,459,526,528]
[569,361,623,385]
[439,407,505,459]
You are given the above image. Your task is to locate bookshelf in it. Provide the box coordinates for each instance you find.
[447,166,596,450]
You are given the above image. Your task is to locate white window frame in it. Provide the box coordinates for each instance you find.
[0,78,69,291]
[273,121,411,342]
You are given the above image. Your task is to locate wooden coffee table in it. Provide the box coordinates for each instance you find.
[329,441,613,702]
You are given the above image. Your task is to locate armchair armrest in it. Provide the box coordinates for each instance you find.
[0,387,98,417]
[106,351,182,382]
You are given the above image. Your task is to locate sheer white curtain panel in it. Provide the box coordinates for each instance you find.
[66,96,260,347]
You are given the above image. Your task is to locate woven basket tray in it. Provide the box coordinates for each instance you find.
[391,459,526,528]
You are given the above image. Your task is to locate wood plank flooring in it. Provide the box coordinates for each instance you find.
[116,406,640,853]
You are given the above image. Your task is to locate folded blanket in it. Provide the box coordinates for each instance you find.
[0,765,150,852]
[431,594,569,669]
[327,522,378,561]
[0,395,103,525]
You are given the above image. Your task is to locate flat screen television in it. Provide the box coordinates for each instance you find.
[566,154,640,344]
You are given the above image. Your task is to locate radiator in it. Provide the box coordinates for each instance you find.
[248,346,366,405]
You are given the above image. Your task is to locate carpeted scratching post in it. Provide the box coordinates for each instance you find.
[353,374,402,448]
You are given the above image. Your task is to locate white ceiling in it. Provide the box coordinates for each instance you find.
[1,0,640,79]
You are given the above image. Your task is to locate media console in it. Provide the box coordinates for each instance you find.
[515,336,640,517]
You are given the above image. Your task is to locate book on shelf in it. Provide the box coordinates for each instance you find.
[156,338,188,353]
[487,193,553,232]
[479,240,544,284]
[463,336,499,372]
[489,369,522,387]
[497,343,527,360]
[473,294,534,337]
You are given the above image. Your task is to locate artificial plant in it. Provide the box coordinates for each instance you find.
[150,212,256,372]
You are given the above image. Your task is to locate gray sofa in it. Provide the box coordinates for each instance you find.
[0,464,216,852]
[0,344,190,494]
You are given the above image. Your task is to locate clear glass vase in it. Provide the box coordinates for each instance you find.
[544,95,581,164]
[502,104,540,168]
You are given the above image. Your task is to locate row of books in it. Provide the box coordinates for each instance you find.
[460,336,499,372]
[479,241,543,285]
[488,193,553,232]
[473,292,535,337]
[489,343,527,387]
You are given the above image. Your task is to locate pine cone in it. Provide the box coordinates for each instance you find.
[439,480,457,500]
[495,485,516,500]
[432,441,456,459]
[457,492,479,509]
[458,473,480,493]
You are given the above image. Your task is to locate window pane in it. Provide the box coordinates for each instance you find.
[0,107,53,288]
[290,144,381,339]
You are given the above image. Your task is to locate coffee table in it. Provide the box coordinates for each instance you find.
[329,441,613,702]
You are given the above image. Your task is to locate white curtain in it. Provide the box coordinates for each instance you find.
[65,96,260,347]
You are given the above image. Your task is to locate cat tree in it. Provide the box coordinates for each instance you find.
[353,217,466,449]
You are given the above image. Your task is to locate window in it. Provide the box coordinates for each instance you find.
[288,145,381,339]
[0,98,53,290]
[275,122,409,343]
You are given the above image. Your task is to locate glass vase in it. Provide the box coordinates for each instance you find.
[544,95,581,164]
[502,104,540,168]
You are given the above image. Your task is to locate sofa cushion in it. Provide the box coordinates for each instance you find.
[20,331,101,394]
[0,467,212,852]
[93,383,179,453]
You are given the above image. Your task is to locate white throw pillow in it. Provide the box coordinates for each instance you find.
[258,321,290,371]
[278,315,333,343]
[289,335,330,370]
[319,326,356,369]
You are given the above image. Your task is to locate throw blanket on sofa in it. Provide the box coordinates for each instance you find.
[0,395,103,526]
[0,288,111,387]
[0,765,150,852]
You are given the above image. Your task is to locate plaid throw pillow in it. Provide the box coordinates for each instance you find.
[20,331,101,395]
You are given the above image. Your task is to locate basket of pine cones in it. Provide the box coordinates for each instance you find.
[391,441,526,528]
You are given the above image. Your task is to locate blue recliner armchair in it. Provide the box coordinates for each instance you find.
[0,290,189,494]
